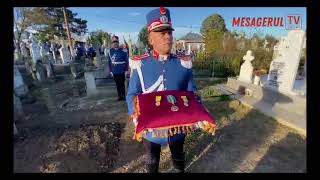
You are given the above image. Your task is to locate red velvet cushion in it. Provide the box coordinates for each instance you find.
[131,90,216,141]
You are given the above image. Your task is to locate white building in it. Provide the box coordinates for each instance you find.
[176,32,205,54]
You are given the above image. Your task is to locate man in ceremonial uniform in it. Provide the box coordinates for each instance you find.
[126,7,197,173]
[108,35,129,101]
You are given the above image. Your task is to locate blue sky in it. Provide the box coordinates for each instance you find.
[69,7,306,44]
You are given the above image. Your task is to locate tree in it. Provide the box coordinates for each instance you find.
[14,8,45,58]
[200,14,227,35]
[14,7,88,43]
[264,34,279,49]
[29,7,88,41]
[202,29,224,57]
[138,26,148,48]
[87,30,111,47]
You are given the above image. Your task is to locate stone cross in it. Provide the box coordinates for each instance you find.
[238,50,255,83]
[263,40,269,48]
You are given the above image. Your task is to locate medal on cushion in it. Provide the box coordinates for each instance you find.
[181,96,189,107]
[167,95,179,112]
[155,96,161,106]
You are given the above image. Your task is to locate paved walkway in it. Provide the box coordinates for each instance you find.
[215,83,306,136]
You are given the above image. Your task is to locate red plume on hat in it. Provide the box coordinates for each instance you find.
[160,7,166,15]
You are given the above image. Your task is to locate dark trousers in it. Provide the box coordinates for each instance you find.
[143,136,185,173]
[113,73,126,99]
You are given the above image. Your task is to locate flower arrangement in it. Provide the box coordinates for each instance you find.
[254,69,267,76]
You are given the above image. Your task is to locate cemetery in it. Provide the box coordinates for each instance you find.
[13,7,306,173]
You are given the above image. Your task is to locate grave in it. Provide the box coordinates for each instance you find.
[219,30,306,134]
[238,50,255,83]
[265,30,306,96]
[59,43,72,64]
[40,88,58,113]
[14,65,29,97]
[50,42,57,63]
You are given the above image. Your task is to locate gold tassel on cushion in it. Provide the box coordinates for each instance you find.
[203,121,210,131]
[198,121,204,130]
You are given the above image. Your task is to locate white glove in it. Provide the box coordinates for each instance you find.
[110,72,113,77]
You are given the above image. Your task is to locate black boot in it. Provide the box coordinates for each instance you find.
[172,159,185,173]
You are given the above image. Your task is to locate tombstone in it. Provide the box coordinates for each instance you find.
[29,35,41,64]
[103,45,110,57]
[238,50,255,83]
[14,40,21,61]
[263,39,269,49]
[50,42,57,63]
[266,30,306,94]
[20,42,29,60]
[93,44,103,69]
[85,71,98,96]
[14,93,24,119]
[59,43,72,64]
[104,47,111,75]
[39,42,46,59]
[44,62,55,79]
[14,65,28,97]
[13,49,20,61]
[40,88,57,113]
[14,123,18,136]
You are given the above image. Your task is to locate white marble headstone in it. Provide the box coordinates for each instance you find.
[50,43,57,61]
[14,65,28,96]
[20,42,29,58]
[39,42,46,58]
[267,30,306,94]
[238,50,255,83]
[29,35,41,63]
[59,43,72,64]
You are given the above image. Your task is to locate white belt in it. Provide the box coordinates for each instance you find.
[137,66,164,94]
[112,61,125,64]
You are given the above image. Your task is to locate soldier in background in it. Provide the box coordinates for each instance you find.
[107,35,129,101]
